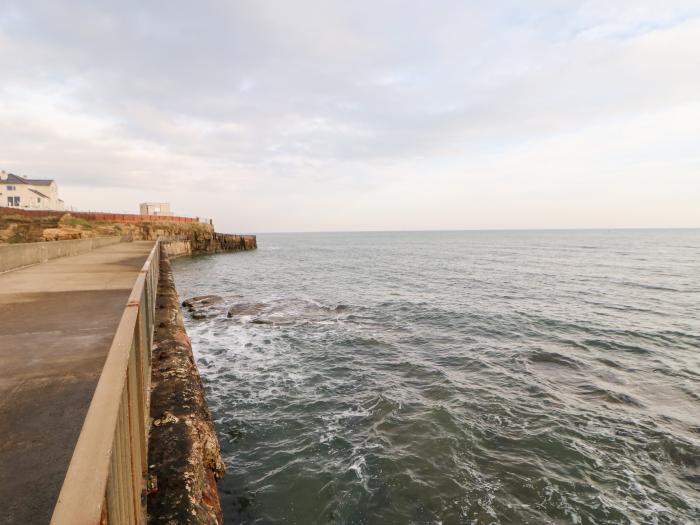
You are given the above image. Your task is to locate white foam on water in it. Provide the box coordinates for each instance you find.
[348,452,368,488]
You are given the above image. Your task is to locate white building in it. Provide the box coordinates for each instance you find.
[0,171,65,210]
[139,202,173,216]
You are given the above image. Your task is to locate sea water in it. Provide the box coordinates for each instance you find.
[172,230,699,524]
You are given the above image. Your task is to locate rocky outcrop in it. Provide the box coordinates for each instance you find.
[147,248,225,524]
[40,227,85,241]
[1,210,256,257]
[0,213,64,243]
[227,302,265,318]
[182,295,225,319]
[0,210,215,245]
[182,295,224,309]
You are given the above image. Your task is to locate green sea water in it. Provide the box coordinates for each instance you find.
[173,230,699,524]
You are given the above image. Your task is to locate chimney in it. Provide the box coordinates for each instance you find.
[0,170,7,181]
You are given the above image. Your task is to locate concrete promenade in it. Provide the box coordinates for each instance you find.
[0,241,156,525]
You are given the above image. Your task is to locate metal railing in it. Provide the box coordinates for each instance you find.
[51,240,161,524]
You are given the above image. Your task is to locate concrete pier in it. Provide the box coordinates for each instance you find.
[0,241,155,525]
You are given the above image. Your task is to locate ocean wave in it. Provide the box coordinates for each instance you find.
[526,349,584,369]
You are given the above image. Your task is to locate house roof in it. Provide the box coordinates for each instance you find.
[28,188,50,199]
[3,173,55,186]
[2,174,28,184]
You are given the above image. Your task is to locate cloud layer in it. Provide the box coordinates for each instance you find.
[1,1,699,231]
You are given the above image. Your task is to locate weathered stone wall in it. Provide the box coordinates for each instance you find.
[114,222,218,249]
[147,248,225,524]
[161,233,256,258]
[161,239,193,259]
[214,233,257,252]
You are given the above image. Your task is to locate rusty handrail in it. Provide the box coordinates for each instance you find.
[51,239,161,524]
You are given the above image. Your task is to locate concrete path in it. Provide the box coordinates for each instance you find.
[0,241,155,525]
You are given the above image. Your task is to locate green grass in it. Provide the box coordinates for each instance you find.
[0,214,34,224]
[59,215,94,229]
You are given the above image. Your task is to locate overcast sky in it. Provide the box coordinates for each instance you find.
[1,1,699,232]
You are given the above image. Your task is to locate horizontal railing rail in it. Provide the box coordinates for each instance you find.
[51,239,161,524]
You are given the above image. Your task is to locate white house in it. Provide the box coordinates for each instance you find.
[0,170,65,210]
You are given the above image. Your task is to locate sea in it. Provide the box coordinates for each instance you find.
[171,230,699,525]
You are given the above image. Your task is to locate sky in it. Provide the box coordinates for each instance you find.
[1,1,699,232]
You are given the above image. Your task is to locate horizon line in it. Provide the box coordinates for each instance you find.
[244,226,700,235]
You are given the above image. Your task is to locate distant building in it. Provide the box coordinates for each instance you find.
[139,202,173,216]
[0,170,65,210]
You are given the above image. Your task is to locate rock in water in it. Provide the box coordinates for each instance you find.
[182,295,223,308]
[227,302,266,318]
[182,295,225,320]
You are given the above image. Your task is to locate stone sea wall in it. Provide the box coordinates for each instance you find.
[147,247,225,524]
[162,233,257,258]
[214,232,257,252]
[161,239,193,258]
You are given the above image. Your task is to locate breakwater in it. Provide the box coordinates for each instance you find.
[146,233,255,523]
[147,247,225,523]
[162,233,257,259]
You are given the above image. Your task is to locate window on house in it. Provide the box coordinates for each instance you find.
[6,185,15,191]
[37,197,41,203]
[7,196,20,206]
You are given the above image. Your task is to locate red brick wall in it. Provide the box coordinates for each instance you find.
[0,207,199,223]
